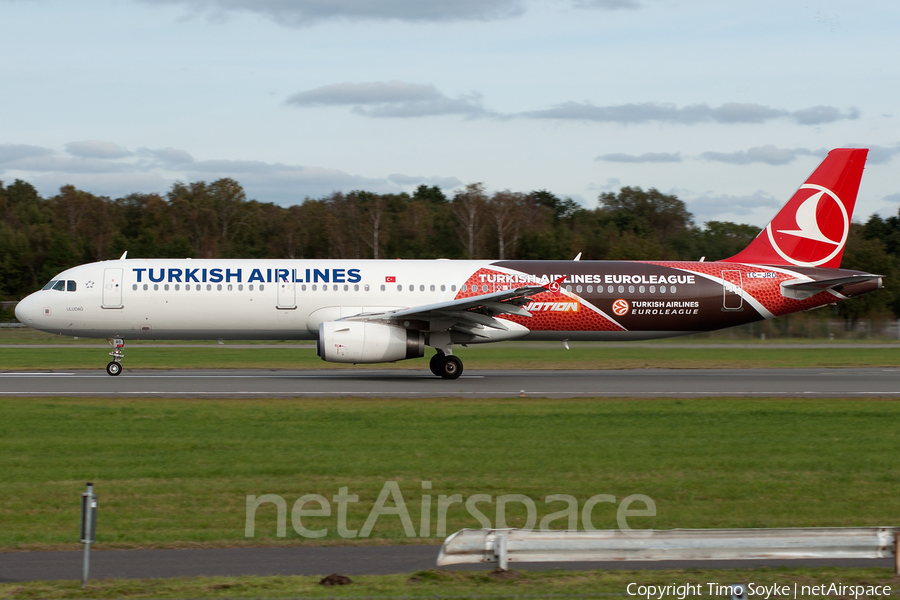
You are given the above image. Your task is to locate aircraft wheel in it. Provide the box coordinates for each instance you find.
[440,356,463,380]
[106,361,122,376]
[429,352,444,376]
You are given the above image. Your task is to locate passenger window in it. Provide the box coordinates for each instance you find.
[628,285,634,293]
[587,285,593,293]
[228,284,233,291]
[380,284,385,291]
[175,284,180,291]
[607,285,614,293]
[650,285,655,293]
[420,285,425,292]
[397,285,402,292]
[249,284,254,291]
[441,285,446,292]
[639,286,645,293]
[344,284,349,291]
[430,285,435,292]
[576,285,582,293]
[482,285,488,292]
[217,284,223,291]
[67,280,77,292]
[154,284,159,291]
[207,284,212,291]
[353,284,358,291]
[132,284,138,291]
[143,284,148,291]
[301,284,306,291]
[238,284,243,291]
[165,284,170,291]
[42,280,57,290]
[52,280,65,291]
[670,286,676,293]
[409,285,414,292]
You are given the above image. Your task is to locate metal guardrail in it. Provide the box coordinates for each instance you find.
[437,528,900,572]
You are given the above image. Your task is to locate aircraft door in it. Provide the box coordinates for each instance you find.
[102,268,124,309]
[277,282,296,309]
[722,270,743,310]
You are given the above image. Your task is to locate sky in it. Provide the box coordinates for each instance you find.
[1,0,898,227]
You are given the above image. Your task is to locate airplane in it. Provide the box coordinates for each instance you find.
[14,148,882,379]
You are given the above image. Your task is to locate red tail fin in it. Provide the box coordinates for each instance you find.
[721,148,868,268]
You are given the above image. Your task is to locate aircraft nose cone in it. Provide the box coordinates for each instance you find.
[14,294,37,327]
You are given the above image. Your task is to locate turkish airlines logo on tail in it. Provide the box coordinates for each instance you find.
[766,183,849,267]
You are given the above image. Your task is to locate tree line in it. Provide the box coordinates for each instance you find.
[1,178,898,322]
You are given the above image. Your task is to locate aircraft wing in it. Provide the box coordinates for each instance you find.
[342,284,548,337]
[781,274,882,300]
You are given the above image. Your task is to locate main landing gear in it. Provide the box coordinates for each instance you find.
[106,338,124,376]
[430,351,463,380]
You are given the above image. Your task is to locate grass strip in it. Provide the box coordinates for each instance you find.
[1,345,899,370]
[0,567,897,599]
[1,397,899,550]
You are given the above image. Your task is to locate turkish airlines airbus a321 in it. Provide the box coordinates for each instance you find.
[14,148,882,378]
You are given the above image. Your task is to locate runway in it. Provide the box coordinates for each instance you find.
[1,367,899,397]
[1,545,892,582]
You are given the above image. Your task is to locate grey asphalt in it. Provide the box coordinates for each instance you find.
[1,367,899,397]
[0,546,893,583]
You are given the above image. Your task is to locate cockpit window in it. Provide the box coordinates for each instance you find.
[67,280,77,292]
[42,280,57,290]
[52,280,66,291]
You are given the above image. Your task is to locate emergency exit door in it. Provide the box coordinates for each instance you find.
[102,268,124,309]
[277,282,296,309]
[722,270,743,310]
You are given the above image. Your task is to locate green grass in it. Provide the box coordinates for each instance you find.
[1,344,899,371]
[1,398,899,550]
[1,567,897,599]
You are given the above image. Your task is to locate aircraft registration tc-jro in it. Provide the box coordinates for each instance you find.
[14,148,883,378]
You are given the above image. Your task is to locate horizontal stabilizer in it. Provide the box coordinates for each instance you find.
[781,274,882,300]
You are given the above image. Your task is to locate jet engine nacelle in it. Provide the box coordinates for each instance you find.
[317,321,425,363]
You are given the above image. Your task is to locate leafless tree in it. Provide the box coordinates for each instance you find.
[452,183,487,259]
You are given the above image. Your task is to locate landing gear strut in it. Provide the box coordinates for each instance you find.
[429,351,463,380]
[106,338,124,376]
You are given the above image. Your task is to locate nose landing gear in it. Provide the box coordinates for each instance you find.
[106,338,124,376]
[429,351,463,380]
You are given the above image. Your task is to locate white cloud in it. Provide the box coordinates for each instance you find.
[699,145,826,166]
[387,174,462,188]
[682,190,782,224]
[520,102,859,125]
[0,143,54,165]
[1,141,462,204]
[859,144,900,165]
[572,0,640,9]
[596,152,682,163]
[287,81,488,118]
[137,0,526,25]
[65,140,133,159]
[287,81,442,106]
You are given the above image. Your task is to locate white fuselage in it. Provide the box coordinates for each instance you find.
[19,258,647,341]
